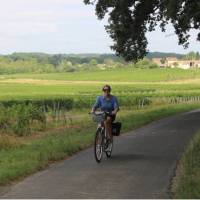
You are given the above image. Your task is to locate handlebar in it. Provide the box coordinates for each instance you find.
[88,111,112,115]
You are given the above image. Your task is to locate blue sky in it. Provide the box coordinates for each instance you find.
[0,0,199,54]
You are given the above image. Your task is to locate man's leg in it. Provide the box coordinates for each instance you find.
[104,116,113,140]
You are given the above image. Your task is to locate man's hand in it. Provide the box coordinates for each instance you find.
[111,111,116,115]
[91,108,95,114]
[111,108,119,115]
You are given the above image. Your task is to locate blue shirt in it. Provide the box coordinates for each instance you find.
[93,95,119,112]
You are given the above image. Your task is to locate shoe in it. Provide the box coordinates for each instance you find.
[105,139,113,151]
[106,138,111,144]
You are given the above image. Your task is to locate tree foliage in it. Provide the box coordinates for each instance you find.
[182,51,200,60]
[0,52,188,74]
[84,0,200,61]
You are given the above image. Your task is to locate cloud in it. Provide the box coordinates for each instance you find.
[0,0,198,54]
[0,21,59,43]
[18,9,95,22]
[0,0,98,41]
[1,0,84,10]
[0,0,94,21]
[0,0,111,54]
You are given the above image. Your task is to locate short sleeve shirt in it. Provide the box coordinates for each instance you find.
[93,95,119,112]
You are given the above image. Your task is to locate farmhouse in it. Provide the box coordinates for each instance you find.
[168,60,200,69]
[152,57,200,69]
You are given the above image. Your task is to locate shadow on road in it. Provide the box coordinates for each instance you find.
[110,153,172,162]
[111,153,148,161]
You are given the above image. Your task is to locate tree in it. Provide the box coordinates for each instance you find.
[89,58,98,66]
[182,51,200,60]
[135,58,158,68]
[160,57,166,64]
[196,52,200,60]
[173,62,179,68]
[104,58,114,66]
[57,60,74,72]
[84,0,200,61]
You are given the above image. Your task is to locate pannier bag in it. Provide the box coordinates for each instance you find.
[112,122,122,136]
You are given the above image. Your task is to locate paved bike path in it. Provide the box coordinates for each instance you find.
[1,110,200,198]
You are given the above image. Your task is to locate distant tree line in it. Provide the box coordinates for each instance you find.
[181,52,200,60]
[0,51,196,75]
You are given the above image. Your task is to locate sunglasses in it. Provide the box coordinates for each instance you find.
[103,88,110,92]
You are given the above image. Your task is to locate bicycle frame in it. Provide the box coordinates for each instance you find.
[97,122,106,137]
[97,123,108,149]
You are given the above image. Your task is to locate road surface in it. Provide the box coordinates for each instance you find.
[1,109,200,198]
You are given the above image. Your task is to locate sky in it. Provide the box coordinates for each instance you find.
[0,0,199,55]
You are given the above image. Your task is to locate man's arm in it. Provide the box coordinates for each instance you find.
[112,96,119,115]
[91,96,100,113]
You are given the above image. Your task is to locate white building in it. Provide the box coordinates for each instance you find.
[168,60,200,69]
[152,57,200,69]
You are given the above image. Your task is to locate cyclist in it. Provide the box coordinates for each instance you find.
[91,85,119,143]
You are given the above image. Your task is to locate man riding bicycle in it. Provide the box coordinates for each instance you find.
[91,85,119,143]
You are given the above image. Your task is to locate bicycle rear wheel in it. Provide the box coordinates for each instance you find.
[94,129,103,163]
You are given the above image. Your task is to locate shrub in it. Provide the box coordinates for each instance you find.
[0,135,24,150]
[0,103,47,136]
[27,104,46,130]
[10,104,32,136]
[0,104,11,132]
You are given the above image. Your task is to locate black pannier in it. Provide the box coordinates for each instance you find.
[112,122,122,136]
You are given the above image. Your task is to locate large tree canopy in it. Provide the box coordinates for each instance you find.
[84,0,200,61]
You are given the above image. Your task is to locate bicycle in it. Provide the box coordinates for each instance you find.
[90,111,113,163]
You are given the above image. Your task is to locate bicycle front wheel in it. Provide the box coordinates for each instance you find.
[94,129,103,163]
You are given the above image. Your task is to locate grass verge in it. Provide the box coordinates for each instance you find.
[0,103,200,186]
[171,130,200,198]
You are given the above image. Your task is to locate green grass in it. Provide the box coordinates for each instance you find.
[1,103,200,185]
[0,127,94,184]
[1,68,200,82]
[171,130,200,198]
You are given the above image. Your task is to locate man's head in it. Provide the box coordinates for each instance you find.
[102,85,111,97]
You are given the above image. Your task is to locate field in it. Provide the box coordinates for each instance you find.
[1,68,200,133]
[1,67,200,186]
[1,68,200,100]
[0,68,200,111]
[1,68,200,81]
[1,68,200,135]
